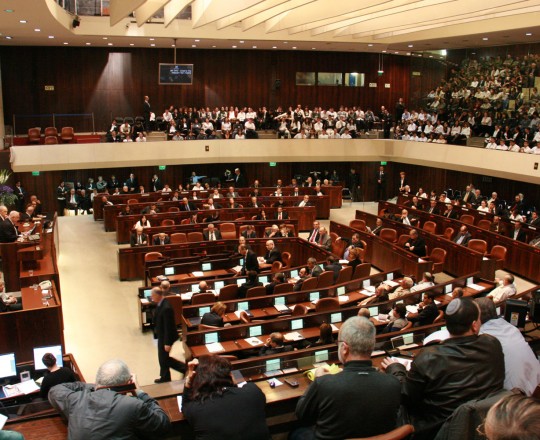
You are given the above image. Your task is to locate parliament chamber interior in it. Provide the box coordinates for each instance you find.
[1,1,540,439]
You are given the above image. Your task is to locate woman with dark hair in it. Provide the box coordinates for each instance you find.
[347,247,363,272]
[134,215,151,229]
[40,353,77,398]
[182,356,270,439]
[384,303,409,333]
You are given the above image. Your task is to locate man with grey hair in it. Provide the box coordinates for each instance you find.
[0,205,8,222]
[475,297,540,395]
[49,359,170,439]
[0,211,20,243]
[294,317,401,439]
[487,275,516,302]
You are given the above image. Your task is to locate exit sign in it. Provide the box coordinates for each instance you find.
[158,165,166,170]
[32,171,40,176]
[380,162,387,166]
[44,85,54,91]
[269,162,277,167]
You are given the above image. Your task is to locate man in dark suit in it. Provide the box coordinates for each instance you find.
[259,332,291,356]
[425,200,440,215]
[323,256,342,282]
[274,206,289,221]
[19,205,35,223]
[371,218,383,236]
[461,185,477,205]
[398,171,408,195]
[375,165,386,201]
[453,225,472,246]
[207,198,222,210]
[203,224,222,241]
[14,181,25,212]
[179,197,196,212]
[528,211,540,227]
[293,268,310,292]
[150,175,163,192]
[296,195,312,207]
[125,173,138,192]
[443,204,458,220]
[307,257,323,278]
[264,240,282,264]
[151,288,185,383]
[307,220,320,243]
[0,211,20,243]
[238,270,262,298]
[317,226,332,252]
[510,222,526,242]
[143,95,151,131]
[234,168,247,188]
[404,229,427,257]
[130,227,148,247]
[239,244,260,275]
[153,233,170,246]
[241,225,257,239]
[266,272,286,295]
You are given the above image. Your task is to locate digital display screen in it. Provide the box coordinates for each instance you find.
[159,63,194,85]
[315,350,329,362]
[237,302,249,311]
[337,286,346,296]
[249,326,262,337]
[214,281,225,291]
[34,345,63,370]
[237,279,246,286]
[291,319,303,330]
[199,306,211,316]
[204,332,218,344]
[402,333,414,345]
[330,312,341,324]
[191,284,199,293]
[445,284,452,294]
[239,258,244,266]
[274,297,286,306]
[290,269,299,278]
[144,289,152,299]
[164,267,174,276]
[386,273,394,281]
[368,307,378,316]
[0,353,16,379]
[363,279,371,288]
[310,292,320,302]
[202,263,212,271]
[258,276,268,283]
[266,359,280,372]
[467,277,473,285]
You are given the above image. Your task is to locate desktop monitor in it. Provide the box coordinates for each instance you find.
[362,279,371,288]
[337,286,346,296]
[330,312,341,324]
[0,353,16,379]
[164,267,175,276]
[314,350,329,363]
[144,289,152,299]
[191,284,200,293]
[34,345,63,370]
[214,281,225,291]
[466,277,474,285]
[274,297,286,306]
[290,269,299,278]
[291,319,303,330]
[202,262,212,271]
[236,279,246,286]
[237,301,249,311]
[445,284,452,294]
[402,333,414,345]
[309,292,320,302]
[238,258,244,266]
[504,299,528,328]
[386,273,394,281]
[204,332,219,345]
[199,306,211,316]
[265,359,280,373]
[249,326,262,337]
[368,306,378,316]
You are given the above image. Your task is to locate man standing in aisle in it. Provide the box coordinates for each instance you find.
[347,168,361,202]
[151,287,185,383]
[375,165,386,201]
[143,95,151,131]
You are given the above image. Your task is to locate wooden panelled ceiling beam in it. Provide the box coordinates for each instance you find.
[110,0,146,26]
[242,0,315,31]
[164,0,194,27]
[191,0,264,28]
[215,0,288,30]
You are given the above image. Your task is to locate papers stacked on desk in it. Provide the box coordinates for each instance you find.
[383,280,400,288]
[2,380,39,397]
[406,305,419,314]
[192,271,204,277]
[284,331,304,342]
[467,283,484,291]
[232,265,242,273]
[339,259,348,265]
[244,337,263,347]
[206,342,225,353]
[275,304,291,313]
[360,289,376,297]
[330,324,339,332]
[181,292,193,301]
[337,295,349,303]
[389,357,413,371]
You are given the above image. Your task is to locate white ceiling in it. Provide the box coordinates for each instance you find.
[0,0,539,54]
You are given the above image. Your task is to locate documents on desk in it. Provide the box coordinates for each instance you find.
[284,331,304,342]
[406,305,419,314]
[232,265,242,273]
[389,357,412,371]
[383,280,399,288]
[338,295,349,303]
[206,342,225,353]
[467,283,484,291]
[192,271,204,277]
[181,292,194,301]
[360,289,376,297]
[330,324,339,332]
[275,304,291,313]
[2,380,40,397]
[245,337,263,347]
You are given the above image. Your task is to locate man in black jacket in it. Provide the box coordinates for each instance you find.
[404,229,426,257]
[382,298,504,440]
[239,244,260,275]
[151,288,185,383]
[238,270,262,298]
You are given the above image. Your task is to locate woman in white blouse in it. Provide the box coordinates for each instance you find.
[477,200,489,212]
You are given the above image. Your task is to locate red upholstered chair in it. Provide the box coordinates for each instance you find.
[349,219,367,231]
[292,304,309,316]
[273,283,293,294]
[246,286,266,298]
[330,232,346,257]
[439,227,454,240]
[300,277,318,290]
[352,263,371,280]
[424,247,447,273]
[486,245,507,271]
[191,293,216,305]
[60,126,75,143]
[144,252,163,262]
[181,218,191,224]
[187,231,203,242]
[460,214,474,225]
[380,228,397,243]
[422,221,437,234]
[161,219,175,226]
[316,271,335,288]
[168,207,180,212]
[397,234,410,247]
[468,239,487,255]
[271,261,283,273]
[477,219,492,230]
[281,252,291,268]
[27,128,41,144]
[335,266,353,284]
[127,199,138,204]
[219,222,237,239]
[315,297,339,312]
[44,136,58,145]
[44,127,58,138]
[217,284,238,301]
[170,233,187,243]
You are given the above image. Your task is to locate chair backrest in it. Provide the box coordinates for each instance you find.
[191,293,216,305]
[477,219,492,230]
[168,207,180,212]
[431,247,447,264]
[60,126,74,140]
[397,234,410,247]
[460,214,474,225]
[335,266,353,284]
[246,286,266,298]
[317,271,335,288]
[292,304,309,316]
[44,136,58,145]
[144,252,163,262]
[251,215,258,220]
[443,227,454,240]
[490,245,507,261]
[352,263,371,280]
[28,128,41,143]
[349,219,367,231]
[161,219,175,226]
[330,232,346,256]
[281,251,291,268]
[273,283,293,294]
[285,223,296,236]
[170,232,187,243]
[219,222,237,239]
[165,296,183,326]
[347,424,414,440]
[301,277,319,290]
[181,218,191,224]
[239,310,251,323]
[271,261,283,272]
[44,127,58,137]
[468,239,487,254]
[187,231,203,242]
[235,216,245,221]
[422,221,437,234]
[217,284,238,301]
[380,228,397,243]
[315,297,340,312]
[127,199,138,204]
[199,323,220,331]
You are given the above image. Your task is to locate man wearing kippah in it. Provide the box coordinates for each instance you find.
[382,298,504,440]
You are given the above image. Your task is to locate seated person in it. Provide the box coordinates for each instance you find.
[487,275,517,303]
[191,281,215,301]
[203,210,220,223]
[200,302,227,327]
[259,332,291,356]
[0,280,22,311]
[452,287,464,298]
[261,240,282,264]
[296,195,311,207]
[410,272,435,293]
[227,197,241,209]
[254,209,267,220]
[404,229,426,257]
[358,286,390,312]
[279,225,293,237]
[119,205,132,216]
[384,303,409,333]
[40,352,77,398]
[266,272,286,295]
[317,226,332,251]
[203,224,222,241]
[241,225,257,239]
[388,277,414,301]
[323,256,342,282]
[20,204,37,223]
[453,225,472,246]
[141,204,159,215]
[307,257,323,277]
[274,206,288,219]
[153,233,170,246]
[134,215,151,229]
[65,189,80,214]
[347,247,363,272]
[238,270,263,298]
[130,227,148,247]
[305,323,335,348]
[337,232,364,259]
[265,224,281,238]
[293,267,309,291]
[482,394,540,440]
[407,292,439,326]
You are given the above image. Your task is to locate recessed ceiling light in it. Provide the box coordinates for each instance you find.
[232,45,237,48]
[482,37,488,41]
[86,42,91,45]
[407,52,411,55]
[212,45,216,48]
[5,36,13,40]
[130,43,134,46]
[4,9,14,13]
[471,52,476,55]
[311,47,316,50]
[273,46,277,49]
[395,51,399,54]
[192,44,197,47]
[19,20,27,24]
[149,38,155,41]
[63,42,68,45]
[368,44,373,47]
[48,35,54,39]
[526,32,532,36]
[34,28,40,32]
[429,55,433,58]
[195,39,200,42]
[108,43,113,46]
[292,46,297,49]
[239,40,244,43]
[150,43,155,47]
[252,45,257,49]
[283,41,288,44]
[382,50,387,53]
[170,44,175,47]
[103,37,108,40]
[408,44,413,48]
